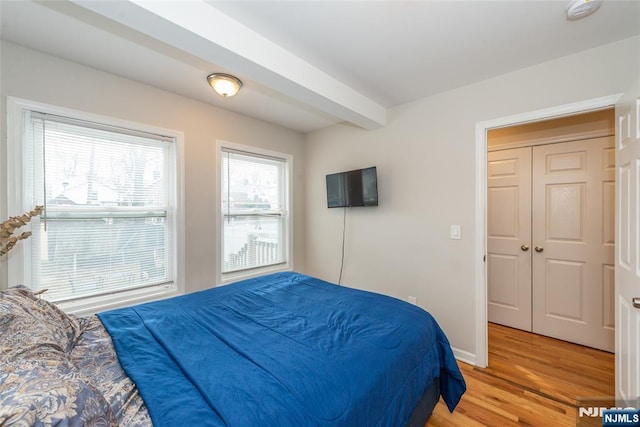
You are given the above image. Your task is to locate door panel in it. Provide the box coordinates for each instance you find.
[546,182,585,241]
[615,75,640,407]
[603,264,615,329]
[487,147,532,331]
[488,253,520,308]
[544,259,585,321]
[532,137,615,352]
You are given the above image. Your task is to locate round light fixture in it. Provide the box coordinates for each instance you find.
[207,73,243,97]
[566,0,602,20]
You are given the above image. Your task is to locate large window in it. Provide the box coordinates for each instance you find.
[221,146,290,275]
[7,98,182,310]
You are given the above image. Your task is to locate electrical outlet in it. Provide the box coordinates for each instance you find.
[407,296,417,305]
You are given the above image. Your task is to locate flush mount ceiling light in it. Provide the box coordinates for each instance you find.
[566,0,602,20]
[207,73,243,97]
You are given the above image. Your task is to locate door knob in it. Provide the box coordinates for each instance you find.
[534,246,544,253]
[521,244,529,251]
[633,297,640,309]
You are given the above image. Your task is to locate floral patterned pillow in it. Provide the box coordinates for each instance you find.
[0,286,117,426]
[0,286,82,355]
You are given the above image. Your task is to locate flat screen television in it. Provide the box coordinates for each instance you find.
[326,166,378,208]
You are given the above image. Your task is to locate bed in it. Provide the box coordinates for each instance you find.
[0,271,466,426]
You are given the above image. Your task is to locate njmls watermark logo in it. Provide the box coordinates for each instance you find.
[577,397,640,427]
[601,409,640,426]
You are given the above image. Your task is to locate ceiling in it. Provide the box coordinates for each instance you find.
[1,0,639,133]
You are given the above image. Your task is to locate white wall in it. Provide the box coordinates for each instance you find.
[0,41,306,293]
[304,36,640,359]
[3,35,639,360]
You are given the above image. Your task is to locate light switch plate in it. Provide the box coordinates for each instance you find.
[450,225,461,239]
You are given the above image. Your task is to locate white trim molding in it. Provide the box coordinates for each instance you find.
[474,93,623,368]
[5,96,186,313]
[215,140,294,285]
[452,346,477,366]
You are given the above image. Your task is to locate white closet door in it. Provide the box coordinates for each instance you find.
[531,137,615,352]
[487,147,532,331]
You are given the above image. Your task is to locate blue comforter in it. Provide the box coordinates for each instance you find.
[98,272,465,426]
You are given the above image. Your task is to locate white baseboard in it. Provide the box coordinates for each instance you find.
[451,346,476,366]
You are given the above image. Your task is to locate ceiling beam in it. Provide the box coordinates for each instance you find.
[70,0,387,130]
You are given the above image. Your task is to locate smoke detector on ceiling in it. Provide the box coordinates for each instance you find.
[566,0,603,20]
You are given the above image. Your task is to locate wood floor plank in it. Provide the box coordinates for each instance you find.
[427,323,614,426]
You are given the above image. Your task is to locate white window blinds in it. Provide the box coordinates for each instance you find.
[221,148,287,273]
[26,112,174,303]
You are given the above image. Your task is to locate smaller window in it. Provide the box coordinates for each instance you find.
[220,146,290,275]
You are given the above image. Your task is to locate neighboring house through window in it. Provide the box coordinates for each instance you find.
[219,143,292,280]
[6,98,184,313]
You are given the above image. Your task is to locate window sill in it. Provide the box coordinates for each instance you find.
[219,264,292,286]
[56,283,181,316]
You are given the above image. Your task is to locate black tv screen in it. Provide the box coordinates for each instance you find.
[326,166,378,208]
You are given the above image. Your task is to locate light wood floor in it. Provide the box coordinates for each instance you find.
[427,323,615,426]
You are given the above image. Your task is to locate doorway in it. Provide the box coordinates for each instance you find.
[486,109,615,352]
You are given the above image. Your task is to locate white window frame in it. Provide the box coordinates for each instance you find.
[216,140,293,284]
[6,97,185,315]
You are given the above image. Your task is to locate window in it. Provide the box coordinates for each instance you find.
[220,145,291,275]
[7,98,183,310]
